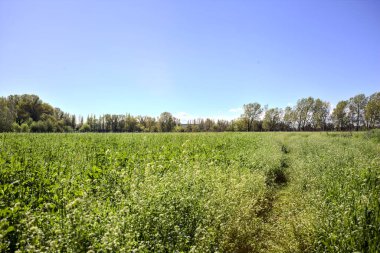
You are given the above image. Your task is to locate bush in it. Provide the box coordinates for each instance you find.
[79,123,91,132]
[30,121,48,132]
[64,125,74,132]
[11,123,21,132]
[174,125,185,132]
[365,129,380,142]
[20,123,30,133]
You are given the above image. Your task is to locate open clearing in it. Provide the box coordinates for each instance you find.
[1,132,379,252]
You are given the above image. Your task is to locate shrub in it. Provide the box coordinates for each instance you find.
[79,123,91,132]
[20,123,30,132]
[11,122,21,132]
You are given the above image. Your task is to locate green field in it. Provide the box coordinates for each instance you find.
[1,132,379,252]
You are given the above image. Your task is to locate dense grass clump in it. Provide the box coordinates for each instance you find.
[0,132,379,252]
[282,132,380,253]
[365,129,380,142]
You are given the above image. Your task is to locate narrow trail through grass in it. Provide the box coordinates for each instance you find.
[259,141,296,253]
[260,132,380,253]
[260,138,316,253]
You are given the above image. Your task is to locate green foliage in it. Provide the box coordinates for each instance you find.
[0,98,13,132]
[332,100,349,130]
[1,93,380,132]
[79,123,91,132]
[263,108,282,131]
[290,135,380,252]
[158,112,178,132]
[348,94,367,131]
[364,129,380,142]
[242,102,263,131]
[11,123,21,133]
[0,133,278,252]
[20,123,30,133]
[174,125,185,132]
[30,121,47,132]
[365,92,380,128]
[0,132,379,252]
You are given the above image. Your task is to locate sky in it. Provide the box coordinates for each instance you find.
[0,0,379,122]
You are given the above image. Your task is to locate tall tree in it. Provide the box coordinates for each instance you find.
[158,112,177,132]
[365,92,380,128]
[110,114,119,132]
[241,103,263,131]
[232,118,248,132]
[332,100,349,131]
[262,108,282,131]
[19,94,47,121]
[0,98,13,132]
[312,99,330,130]
[139,116,157,132]
[125,114,138,132]
[294,97,314,131]
[7,95,28,124]
[216,120,229,132]
[283,106,295,130]
[348,94,367,131]
[204,118,215,132]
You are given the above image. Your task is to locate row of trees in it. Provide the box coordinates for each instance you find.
[0,94,182,133]
[0,94,78,133]
[84,112,180,133]
[0,92,379,133]
[239,92,380,132]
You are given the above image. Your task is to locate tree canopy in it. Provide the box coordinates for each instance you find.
[1,92,380,133]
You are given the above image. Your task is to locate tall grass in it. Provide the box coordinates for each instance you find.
[0,132,378,252]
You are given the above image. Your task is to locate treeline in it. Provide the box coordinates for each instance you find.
[236,92,380,132]
[0,92,379,133]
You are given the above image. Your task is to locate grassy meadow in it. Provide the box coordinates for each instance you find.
[0,132,379,252]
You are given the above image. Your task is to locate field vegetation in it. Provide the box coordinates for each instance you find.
[1,132,379,252]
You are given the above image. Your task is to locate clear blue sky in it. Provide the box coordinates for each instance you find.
[1,0,379,122]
